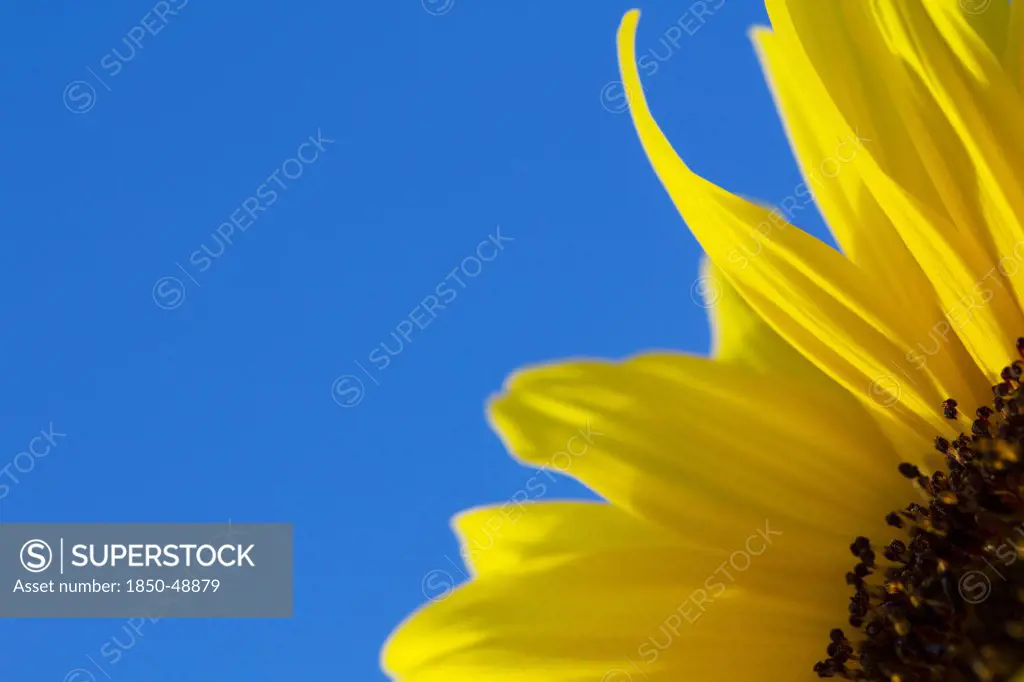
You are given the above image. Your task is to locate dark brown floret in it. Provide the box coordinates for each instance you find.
[898,462,922,479]
[815,355,1024,682]
[943,398,959,419]
[1010,362,1023,381]
[882,540,906,562]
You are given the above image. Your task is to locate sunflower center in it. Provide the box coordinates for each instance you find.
[815,343,1024,682]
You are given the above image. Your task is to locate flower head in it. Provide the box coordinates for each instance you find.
[382,3,1024,680]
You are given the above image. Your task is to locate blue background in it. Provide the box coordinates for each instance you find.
[0,1,832,680]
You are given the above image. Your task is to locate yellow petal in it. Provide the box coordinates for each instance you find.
[1006,0,1024,90]
[702,257,772,365]
[762,0,946,234]
[956,0,1010,58]
[488,353,905,546]
[750,25,940,330]
[702,257,828,380]
[853,138,1024,384]
[384,502,835,682]
[454,501,690,578]
[617,10,970,443]
[701,257,909,451]
[761,0,1005,301]
[751,30,995,422]
[875,1,1024,316]
[754,12,1016,389]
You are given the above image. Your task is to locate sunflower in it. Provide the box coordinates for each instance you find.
[382,2,1024,680]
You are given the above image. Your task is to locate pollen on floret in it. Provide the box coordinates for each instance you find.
[815,350,1024,682]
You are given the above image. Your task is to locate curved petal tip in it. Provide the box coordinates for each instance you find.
[616,10,641,79]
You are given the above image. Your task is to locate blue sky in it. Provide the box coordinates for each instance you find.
[0,1,835,679]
